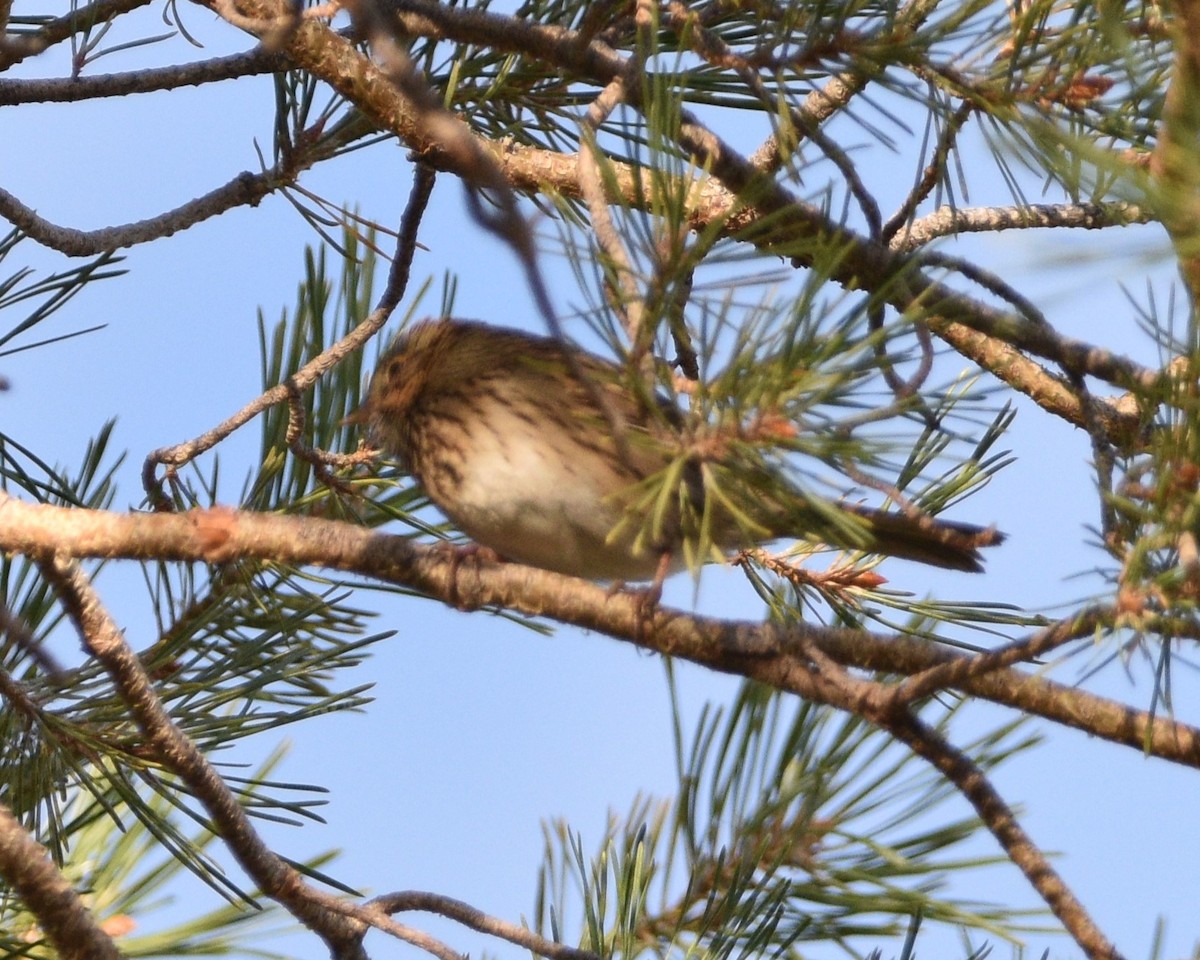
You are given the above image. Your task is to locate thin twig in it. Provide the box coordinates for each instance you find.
[0,173,278,257]
[0,48,291,105]
[0,0,149,69]
[0,103,359,258]
[578,72,645,343]
[893,200,1150,252]
[344,908,464,960]
[283,384,372,489]
[141,162,437,506]
[868,299,935,400]
[368,890,602,960]
[883,99,975,243]
[889,606,1109,705]
[917,248,1051,328]
[0,601,64,679]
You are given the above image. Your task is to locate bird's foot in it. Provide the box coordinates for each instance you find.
[607,551,672,643]
[431,541,504,610]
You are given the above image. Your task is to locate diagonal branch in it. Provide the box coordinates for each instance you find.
[889,606,1108,706]
[883,713,1123,960]
[35,552,369,957]
[0,800,123,960]
[207,0,1154,446]
[5,0,1161,448]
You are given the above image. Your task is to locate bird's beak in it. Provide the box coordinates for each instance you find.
[341,401,373,428]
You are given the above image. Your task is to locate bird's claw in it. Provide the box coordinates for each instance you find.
[432,541,504,610]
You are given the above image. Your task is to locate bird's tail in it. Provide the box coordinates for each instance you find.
[841,504,1004,572]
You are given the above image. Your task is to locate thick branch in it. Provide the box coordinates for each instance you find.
[206,0,1154,445]
[2,499,1196,769]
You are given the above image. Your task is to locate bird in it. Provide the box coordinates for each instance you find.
[352,317,1003,581]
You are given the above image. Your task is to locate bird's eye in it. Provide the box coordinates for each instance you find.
[388,359,403,380]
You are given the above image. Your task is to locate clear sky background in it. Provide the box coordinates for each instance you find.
[3,3,1198,959]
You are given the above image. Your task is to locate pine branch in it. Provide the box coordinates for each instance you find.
[2,497,1197,771]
